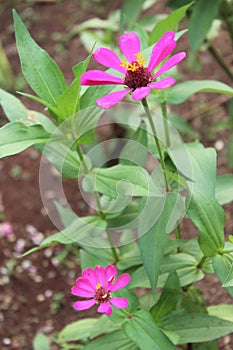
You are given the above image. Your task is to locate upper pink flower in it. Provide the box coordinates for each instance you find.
[71,264,130,316]
[81,31,186,109]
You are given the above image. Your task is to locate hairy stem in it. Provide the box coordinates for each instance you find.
[141,98,169,192]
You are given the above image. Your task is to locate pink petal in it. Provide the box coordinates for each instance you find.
[148,31,176,72]
[71,286,93,298]
[73,299,96,311]
[110,297,129,309]
[105,264,118,280]
[149,77,176,90]
[97,302,112,316]
[93,48,126,74]
[82,268,97,288]
[96,88,131,109]
[153,52,186,79]
[110,273,130,292]
[131,87,151,101]
[94,265,106,286]
[81,70,123,86]
[76,277,95,293]
[119,32,140,63]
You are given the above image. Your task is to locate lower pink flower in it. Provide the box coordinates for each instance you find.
[71,264,130,316]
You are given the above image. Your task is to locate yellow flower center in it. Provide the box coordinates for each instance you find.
[120,53,147,72]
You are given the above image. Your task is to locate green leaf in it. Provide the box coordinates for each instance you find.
[181,142,225,256]
[188,0,221,52]
[80,249,112,270]
[180,285,207,313]
[72,52,92,78]
[54,201,77,227]
[57,77,80,120]
[41,142,89,179]
[215,174,233,205]
[129,250,204,289]
[0,88,56,132]
[208,304,233,323]
[159,252,204,287]
[57,318,97,343]
[193,340,218,350]
[57,53,92,121]
[122,309,176,350]
[83,330,138,350]
[21,216,107,256]
[0,121,51,158]
[149,3,193,45]
[83,164,163,199]
[138,193,181,293]
[120,124,148,167]
[80,85,114,109]
[161,312,233,343]
[151,272,181,322]
[120,0,146,32]
[13,10,66,106]
[166,80,233,104]
[213,251,233,295]
[188,194,225,256]
[33,333,50,350]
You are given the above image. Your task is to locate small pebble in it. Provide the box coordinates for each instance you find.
[44,290,53,298]
[36,294,45,302]
[34,275,43,283]
[3,338,11,345]
[214,140,224,151]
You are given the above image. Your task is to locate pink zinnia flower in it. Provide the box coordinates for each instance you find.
[71,264,130,316]
[81,31,186,109]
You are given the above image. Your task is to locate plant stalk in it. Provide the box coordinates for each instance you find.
[76,142,119,262]
[208,42,233,81]
[141,98,169,192]
[160,100,171,147]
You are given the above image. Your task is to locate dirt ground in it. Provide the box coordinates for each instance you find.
[0,0,233,349]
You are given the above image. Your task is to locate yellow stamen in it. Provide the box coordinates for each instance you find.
[96,283,101,290]
[127,62,138,72]
[135,52,147,66]
[120,60,128,68]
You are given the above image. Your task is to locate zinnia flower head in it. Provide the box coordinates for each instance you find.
[81,31,186,109]
[71,264,130,316]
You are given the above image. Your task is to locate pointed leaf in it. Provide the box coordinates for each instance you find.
[149,3,193,45]
[215,174,233,205]
[83,165,163,199]
[13,10,66,106]
[83,330,138,350]
[161,312,233,343]
[151,272,181,322]
[166,80,233,104]
[138,193,181,293]
[188,0,221,52]
[0,121,51,158]
[122,309,176,350]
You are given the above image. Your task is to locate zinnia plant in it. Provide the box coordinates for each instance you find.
[81,31,186,109]
[71,265,130,316]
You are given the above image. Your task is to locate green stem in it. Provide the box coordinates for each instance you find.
[225,17,233,42]
[174,225,181,240]
[208,42,233,81]
[160,101,170,148]
[76,142,119,262]
[141,98,169,192]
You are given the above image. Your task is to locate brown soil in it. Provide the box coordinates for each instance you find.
[0,1,233,349]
